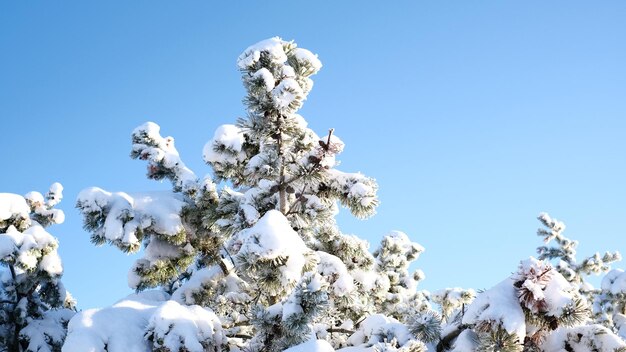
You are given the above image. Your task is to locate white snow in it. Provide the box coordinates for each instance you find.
[317,251,355,296]
[291,48,323,74]
[203,124,246,165]
[601,269,626,294]
[38,252,63,276]
[76,188,186,247]
[65,291,223,352]
[271,78,303,112]
[237,37,288,69]
[283,336,335,352]
[146,300,224,352]
[132,122,198,192]
[63,291,170,352]
[463,277,526,339]
[541,325,626,351]
[253,68,276,92]
[232,210,308,286]
[24,191,45,206]
[21,309,75,352]
[0,193,30,222]
[173,266,223,304]
[450,329,477,352]
[347,314,412,348]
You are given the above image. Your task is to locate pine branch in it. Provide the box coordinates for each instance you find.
[327,327,355,334]
[436,324,470,352]
[9,264,24,352]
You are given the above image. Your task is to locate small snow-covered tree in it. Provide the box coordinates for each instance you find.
[0,184,75,352]
[436,214,626,352]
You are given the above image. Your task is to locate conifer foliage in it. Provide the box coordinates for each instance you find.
[0,184,75,352]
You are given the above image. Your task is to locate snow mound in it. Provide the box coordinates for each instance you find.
[64,291,224,352]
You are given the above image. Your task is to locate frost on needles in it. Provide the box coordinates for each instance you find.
[65,37,626,352]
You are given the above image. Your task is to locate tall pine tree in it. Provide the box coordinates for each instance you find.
[70,37,429,352]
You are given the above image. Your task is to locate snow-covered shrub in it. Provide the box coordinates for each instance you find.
[0,184,75,352]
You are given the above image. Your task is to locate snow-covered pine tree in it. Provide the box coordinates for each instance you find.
[436,213,626,352]
[0,184,75,352]
[69,37,431,352]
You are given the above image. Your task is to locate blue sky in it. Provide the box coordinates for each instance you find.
[1,1,625,310]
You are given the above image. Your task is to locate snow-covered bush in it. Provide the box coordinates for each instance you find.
[0,184,75,352]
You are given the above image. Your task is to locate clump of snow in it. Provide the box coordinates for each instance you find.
[237,37,288,69]
[514,257,578,317]
[132,122,198,193]
[601,269,626,294]
[317,251,355,296]
[21,309,75,352]
[24,191,45,206]
[65,292,223,352]
[146,300,224,352]
[76,188,186,248]
[283,336,335,352]
[252,68,275,92]
[450,329,478,352]
[291,48,323,74]
[231,210,308,286]
[347,314,412,348]
[0,193,30,223]
[39,252,63,277]
[173,266,223,304]
[271,78,304,112]
[63,291,170,352]
[463,278,526,339]
[541,324,626,351]
[0,224,60,276]
[203,124,246,165]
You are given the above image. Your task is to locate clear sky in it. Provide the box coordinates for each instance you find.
[1,1,624,310]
